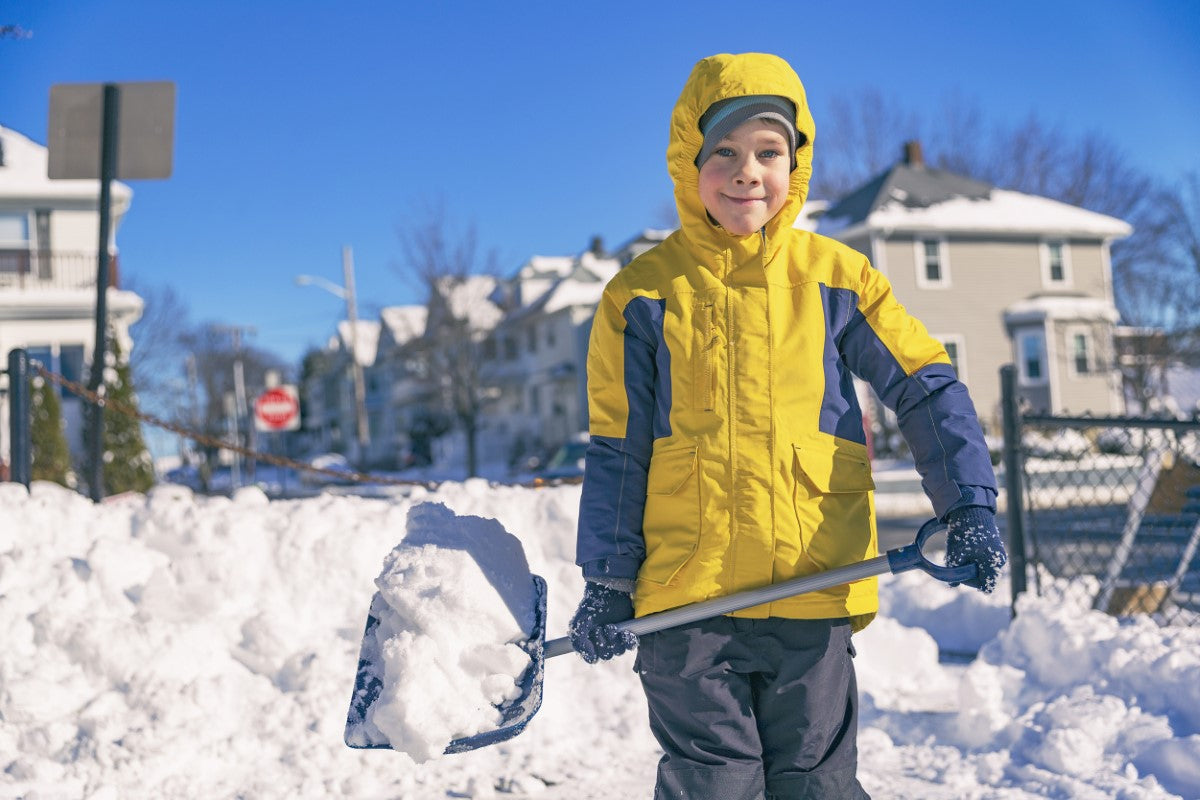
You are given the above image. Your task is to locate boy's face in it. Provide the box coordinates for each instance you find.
[698,118,792,236]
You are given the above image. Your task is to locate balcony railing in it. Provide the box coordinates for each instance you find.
[0,250,121,291]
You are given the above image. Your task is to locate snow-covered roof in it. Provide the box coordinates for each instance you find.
[379,304,426,346]
[517,255,575,280]
[1003,293,1121,325]
[818,160,1131,240]
[573,251,619,284]
[434,274,503,331]
[792,199,827,233]
[0,124,132,209]
[334,319,381,366]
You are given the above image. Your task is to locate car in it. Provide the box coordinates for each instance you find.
[535,439,590,482]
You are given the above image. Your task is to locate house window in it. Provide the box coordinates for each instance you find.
[1041,240,1072,286]
[914,238,950,288]
[0,212,30,274]
[527,325,538,353]
[503,336,517,360]
[1066,327,1094,375]
[529,385,540,413]
[935,334,967,381]
[23,344,84,398]
[1019,331,1048,384]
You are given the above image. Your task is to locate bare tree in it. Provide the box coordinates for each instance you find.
[810,88,921,200]
[180,323,290,458]
[395,204,501,477]
[127,279,194,427]
[1,24,32,40]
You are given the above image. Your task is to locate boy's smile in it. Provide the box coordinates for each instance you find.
[697,119,792,236]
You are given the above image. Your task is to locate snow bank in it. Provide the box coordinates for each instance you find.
[2,480,1198,799]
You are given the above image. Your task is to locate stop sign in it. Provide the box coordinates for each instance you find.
[254,385,301,432]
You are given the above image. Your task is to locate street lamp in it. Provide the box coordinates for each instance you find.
[295,245,370,459]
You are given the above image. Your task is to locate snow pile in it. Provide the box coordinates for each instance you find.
[2,479,1199,799]
[349,502,537,760]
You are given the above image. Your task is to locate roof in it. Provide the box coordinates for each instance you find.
[379,305,427,346]
[433,274,503,331]
[0,124,133,208]
[1003,293,1121,325]
[819,160,1131,240]
[334,319,381,366]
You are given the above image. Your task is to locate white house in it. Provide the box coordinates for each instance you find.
[364,304,426,468]
[483,248,620,467]
[297,319,379,462]
[0,124,144,468]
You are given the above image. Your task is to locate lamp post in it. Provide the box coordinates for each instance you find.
[296,245,370,461]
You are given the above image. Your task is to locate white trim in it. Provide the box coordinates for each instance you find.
[913,236,951,289]
[1039,239,1073,288]
[1100,238,1116,305]
[932,333,967,383]
[1064,324,1096,377]
[1046,321,1060,408]
[869,232,888,277]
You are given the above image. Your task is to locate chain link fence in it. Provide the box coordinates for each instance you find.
[1002,368,1200,626]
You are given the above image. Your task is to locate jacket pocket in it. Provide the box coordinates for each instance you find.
[641,445,701,586]
[792,440,875,571]
[693,301,716,412]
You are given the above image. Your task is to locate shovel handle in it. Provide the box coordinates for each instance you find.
[545,517,977,659]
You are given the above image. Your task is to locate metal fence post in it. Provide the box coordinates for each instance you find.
[1000,364,1028,614]
[7,349,32,489]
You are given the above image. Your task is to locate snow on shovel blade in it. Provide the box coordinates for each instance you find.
[343,574,549,754]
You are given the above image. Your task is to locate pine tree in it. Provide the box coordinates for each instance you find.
[82,335,156,495]
[30,376,73,486]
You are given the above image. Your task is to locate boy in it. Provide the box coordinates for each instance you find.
[570,52,1005,800]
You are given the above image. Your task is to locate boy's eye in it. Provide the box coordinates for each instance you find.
[715,147,735,158]
[760,149,781,159]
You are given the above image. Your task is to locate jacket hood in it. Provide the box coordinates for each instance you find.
[667,53,816,257]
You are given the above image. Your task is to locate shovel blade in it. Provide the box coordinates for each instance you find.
[343,574,549,754]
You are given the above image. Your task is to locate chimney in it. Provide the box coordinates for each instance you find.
[903,140,924,167]
[589,235,605,257]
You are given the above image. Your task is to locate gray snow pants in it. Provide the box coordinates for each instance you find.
[634,616,869,800]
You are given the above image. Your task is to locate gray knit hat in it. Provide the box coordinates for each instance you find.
[696,94,800,169]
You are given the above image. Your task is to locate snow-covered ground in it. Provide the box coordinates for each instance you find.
[2,480,1199,799]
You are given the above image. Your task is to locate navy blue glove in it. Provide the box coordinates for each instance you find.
[569,582,637,663]
[944,506,1008,593]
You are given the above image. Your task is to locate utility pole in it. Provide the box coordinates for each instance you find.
[343,245,370,459]
[213,324,256,488]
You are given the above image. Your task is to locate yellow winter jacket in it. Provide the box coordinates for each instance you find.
[577,53,995,631]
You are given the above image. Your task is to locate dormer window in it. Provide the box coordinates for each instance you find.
[914,237,950,289]
[1041,240,1072,286]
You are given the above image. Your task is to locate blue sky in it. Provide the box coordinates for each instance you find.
[3,0,1199,365]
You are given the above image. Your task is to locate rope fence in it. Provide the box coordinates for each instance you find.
[32,363,443,491]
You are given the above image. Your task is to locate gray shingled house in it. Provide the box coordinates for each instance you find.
[818,142,1132,437]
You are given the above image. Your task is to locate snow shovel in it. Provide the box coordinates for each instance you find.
[344,517,975,754]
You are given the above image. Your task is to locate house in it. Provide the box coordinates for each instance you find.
[818,141,1132,432]
[364,304,427,468]
[484,247,620,467]
[297,319,378,462]
[0,124,144,466]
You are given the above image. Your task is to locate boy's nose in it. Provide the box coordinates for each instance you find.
[733,158,761,184]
